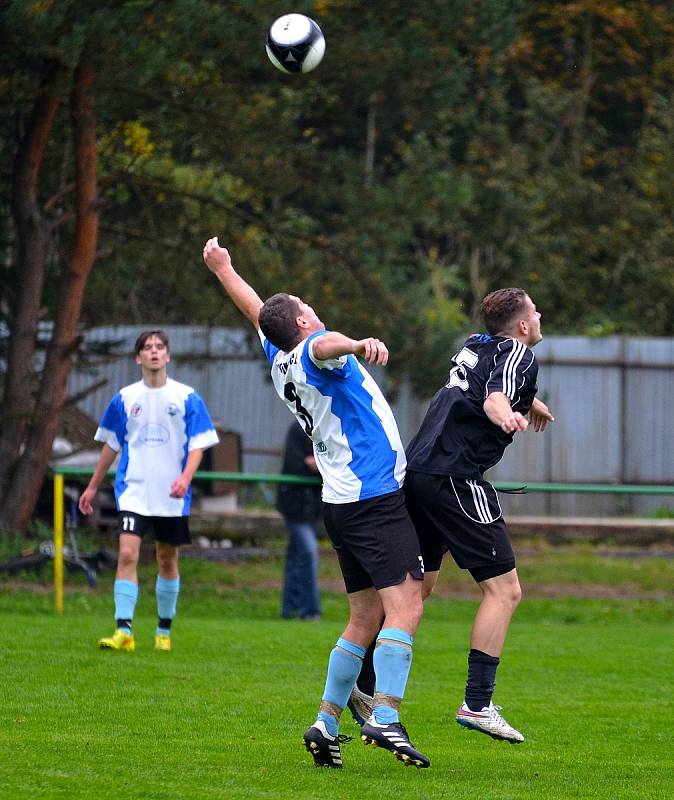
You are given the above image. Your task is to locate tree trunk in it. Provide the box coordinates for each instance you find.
[0,60,99,533]
[0,65,66,509]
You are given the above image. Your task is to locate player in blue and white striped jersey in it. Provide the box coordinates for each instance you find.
[79,329,219,653]
[203,237,429,770]
[405,288,554,744]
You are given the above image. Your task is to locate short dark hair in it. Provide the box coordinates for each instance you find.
[480,288,528,335]
[259,293,302,351]
[134,329,169,355]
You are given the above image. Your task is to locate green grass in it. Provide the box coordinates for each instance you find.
[1,544,673,799]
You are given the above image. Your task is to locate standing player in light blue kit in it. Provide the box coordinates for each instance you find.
[203,237,429,770]
[79,329,219,652]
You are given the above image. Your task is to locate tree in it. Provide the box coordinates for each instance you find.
[2,0,674,533]
[0,0,293,533]
[0,45,99,532]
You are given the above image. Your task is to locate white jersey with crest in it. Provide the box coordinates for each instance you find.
[94,378,219,517]
[259,329,406,504]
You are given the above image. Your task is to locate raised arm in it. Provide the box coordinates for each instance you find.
[202,237,263,329]
[312,332,389,365]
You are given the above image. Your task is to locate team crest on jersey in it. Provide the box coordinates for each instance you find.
[130,403,142,417]
[166,403,179,416]
[139,423,169,447]
[316,441,327,453]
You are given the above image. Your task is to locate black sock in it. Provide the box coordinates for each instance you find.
[356,641,376,696]
[158,618,173,631]
[465,648,500,711]
[116,618,132,632]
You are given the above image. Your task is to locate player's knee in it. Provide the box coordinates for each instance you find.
[117,547,138,570]
[500,580,522,610]
[156,553,175,572]
[346,614,382,645]
[511,581,523,608]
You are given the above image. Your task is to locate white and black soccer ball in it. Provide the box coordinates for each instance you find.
[265,13,325,74]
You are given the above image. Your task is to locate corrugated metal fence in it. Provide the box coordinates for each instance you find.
[68,327,674,517]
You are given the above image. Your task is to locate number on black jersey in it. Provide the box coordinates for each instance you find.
[445,347,479,391]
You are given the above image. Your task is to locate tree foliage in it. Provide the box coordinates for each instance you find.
[1,0,674,531]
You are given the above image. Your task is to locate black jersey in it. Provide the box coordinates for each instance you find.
[406,334,538,479]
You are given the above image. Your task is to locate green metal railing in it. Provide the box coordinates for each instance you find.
[50,466,674,613]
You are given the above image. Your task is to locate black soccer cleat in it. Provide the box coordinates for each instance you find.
[303,721,351,768]
[361,718,430,768]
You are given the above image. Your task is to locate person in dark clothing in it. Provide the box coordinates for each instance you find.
[405,287,554,744]
[277,421,323,620]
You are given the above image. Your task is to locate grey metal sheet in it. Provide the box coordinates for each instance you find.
[66,329,674,516]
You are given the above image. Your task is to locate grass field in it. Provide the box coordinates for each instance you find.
[1,541,673,799]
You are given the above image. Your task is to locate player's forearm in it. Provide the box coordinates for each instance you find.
[182,449,203,483]
[531,396,553,418]
[483,392,515,427]
[86,445,117,490]
[312,332,359,360]
[484,392,529,433]
[212,264,264,328]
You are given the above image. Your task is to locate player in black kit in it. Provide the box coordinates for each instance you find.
[404,287,554,743]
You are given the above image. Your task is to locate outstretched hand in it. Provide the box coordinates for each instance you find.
[528,399,555,432]
[202,237,232,274]
[353,337,389,366]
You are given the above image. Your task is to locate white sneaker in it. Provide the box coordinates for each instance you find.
[456,701,524,743]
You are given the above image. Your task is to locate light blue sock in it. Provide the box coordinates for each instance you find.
[114,580,138,630]
[317,711,339,737]
[318,638,365,735]
[156,575,180,634]
[373,628,414,724]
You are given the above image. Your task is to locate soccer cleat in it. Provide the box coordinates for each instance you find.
[361,717,430,768]
[154,633,172,652]
[98,628,135,652]
[455,701,524,743]
[303,721,351,768]
[347,686,373,726]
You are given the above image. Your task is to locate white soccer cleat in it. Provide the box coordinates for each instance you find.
[456,701,524,743]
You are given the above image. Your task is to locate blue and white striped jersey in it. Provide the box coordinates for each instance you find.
[259,329,406,504]
[406,334,538,479]
[94,378,219,517]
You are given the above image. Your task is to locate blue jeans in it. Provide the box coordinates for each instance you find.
[281,518,321,619]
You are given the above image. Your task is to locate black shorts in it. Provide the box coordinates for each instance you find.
[404,471,515,581]
[117,512,191,546]
[322,489,424,594]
